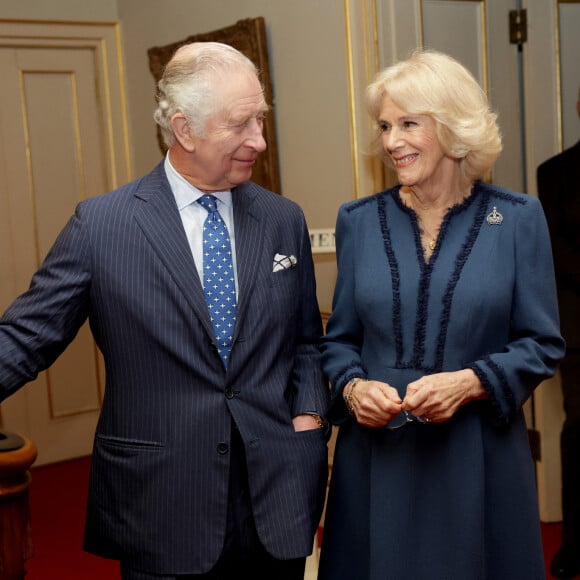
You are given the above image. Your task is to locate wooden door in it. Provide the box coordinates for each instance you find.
[0,21,132,466]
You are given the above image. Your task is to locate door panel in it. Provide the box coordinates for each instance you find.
[527,0,580,521]
[0,21,131,466]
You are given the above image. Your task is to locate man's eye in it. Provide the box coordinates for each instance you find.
[233,115,264,128]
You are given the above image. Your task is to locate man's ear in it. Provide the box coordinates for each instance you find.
[170,113,196,152]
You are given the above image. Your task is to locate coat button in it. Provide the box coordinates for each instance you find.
[217,442,229,454]
[225,388,235,399]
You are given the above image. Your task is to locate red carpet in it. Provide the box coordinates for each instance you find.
[26,456,119,579]
[25,456,563,579]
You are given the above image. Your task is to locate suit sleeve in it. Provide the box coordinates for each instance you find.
[0,207,91,399]
[289,208,330,419]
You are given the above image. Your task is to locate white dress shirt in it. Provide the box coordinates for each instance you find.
[164,154,238,293]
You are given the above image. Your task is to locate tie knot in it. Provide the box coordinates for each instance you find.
[197,194,219,214]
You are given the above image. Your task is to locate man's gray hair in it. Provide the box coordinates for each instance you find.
[153,42,258,147]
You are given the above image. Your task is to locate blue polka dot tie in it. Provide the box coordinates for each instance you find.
[197,194,237,367]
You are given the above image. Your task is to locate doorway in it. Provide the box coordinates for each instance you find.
[0,20,132,465]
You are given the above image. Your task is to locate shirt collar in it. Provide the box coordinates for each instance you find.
[164,154,232,210]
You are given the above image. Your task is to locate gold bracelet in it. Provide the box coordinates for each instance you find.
[343,377,364,415]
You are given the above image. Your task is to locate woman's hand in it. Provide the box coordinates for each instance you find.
[347,379,403,428]
[402,369,487,423]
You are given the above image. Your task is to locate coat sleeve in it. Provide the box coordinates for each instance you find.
[320,204,367,424]
[0,207,91,399]
[469,196,565,424]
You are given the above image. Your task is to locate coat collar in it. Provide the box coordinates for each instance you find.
[230,181,265,328]
[132,163,213,336]
[132,162,266,349]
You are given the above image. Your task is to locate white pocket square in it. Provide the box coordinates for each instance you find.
[273,253,297,272]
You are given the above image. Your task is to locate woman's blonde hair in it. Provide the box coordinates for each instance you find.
[366,49,502,185]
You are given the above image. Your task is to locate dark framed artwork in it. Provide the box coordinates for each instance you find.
[147,17,281,194]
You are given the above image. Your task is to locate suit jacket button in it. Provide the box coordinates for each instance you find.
[225,388,234,399]
[217,442,229,454]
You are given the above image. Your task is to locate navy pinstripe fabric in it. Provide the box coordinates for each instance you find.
[0,162,329,575]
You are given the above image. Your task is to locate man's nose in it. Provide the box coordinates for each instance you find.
[247,118,267,152]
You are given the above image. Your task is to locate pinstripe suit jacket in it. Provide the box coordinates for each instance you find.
[0,162,330,574]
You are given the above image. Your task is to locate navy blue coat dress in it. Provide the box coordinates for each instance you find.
[318,181,565,580]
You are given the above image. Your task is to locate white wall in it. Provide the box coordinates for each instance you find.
[0,0,118,21]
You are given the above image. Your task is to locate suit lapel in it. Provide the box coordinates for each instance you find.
[131,170,268,356]
[231,182,265,336]
[132,163,214,337]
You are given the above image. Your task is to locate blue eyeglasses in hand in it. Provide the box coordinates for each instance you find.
[386,410,430,430]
